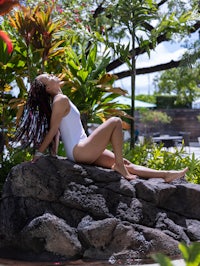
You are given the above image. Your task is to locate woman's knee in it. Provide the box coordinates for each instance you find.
[108,117,122,126]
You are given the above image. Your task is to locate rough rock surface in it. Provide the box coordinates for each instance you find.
[0,156,200,262]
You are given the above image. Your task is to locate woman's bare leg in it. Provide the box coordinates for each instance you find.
[73,117,188,182]
[73,117,136,180]
[125,162,188,182]
[93,149,188,182]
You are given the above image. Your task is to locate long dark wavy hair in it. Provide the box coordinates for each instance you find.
[15,78,52,149]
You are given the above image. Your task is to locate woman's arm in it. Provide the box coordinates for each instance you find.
[51,130,60,156]
[32,95,69,162]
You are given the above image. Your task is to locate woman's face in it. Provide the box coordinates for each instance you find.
[37,74,61,94]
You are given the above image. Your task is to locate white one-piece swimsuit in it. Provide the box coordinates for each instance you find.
[59,100,87,161]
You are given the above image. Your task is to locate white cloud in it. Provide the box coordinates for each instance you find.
[136,42,187,68]
[114,41,187,95]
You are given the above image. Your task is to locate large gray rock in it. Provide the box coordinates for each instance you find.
[0,156,200,262]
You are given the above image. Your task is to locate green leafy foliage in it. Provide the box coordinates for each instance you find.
[140,110,172,124]
[7,4,67,79]
[123,142,200,183]
[152,253,173,266]
[61,43,132,131]
[179,242,200,266]
[136,94,156,105]
[152,242,200,266]
[138,109,172,134]
[153,65,200,107]
[0,147,32,193]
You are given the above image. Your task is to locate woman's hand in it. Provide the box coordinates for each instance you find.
[31,151,44,163]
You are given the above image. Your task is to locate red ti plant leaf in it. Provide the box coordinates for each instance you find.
[0,30,13,53]
[0,0,22,54]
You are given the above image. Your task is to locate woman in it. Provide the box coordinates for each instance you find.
[15,73,188,182]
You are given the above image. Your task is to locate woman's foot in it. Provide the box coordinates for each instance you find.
[164,167,188,183]
[112,163,137,181]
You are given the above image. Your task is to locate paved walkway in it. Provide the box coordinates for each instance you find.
[186,145,200,159]
[164,143,200,159]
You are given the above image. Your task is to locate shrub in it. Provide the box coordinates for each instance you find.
[123,142,200,184]
[152,242,200,266]
[0,148,32,194]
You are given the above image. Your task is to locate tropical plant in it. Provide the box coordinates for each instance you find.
[0,36,18,164]
[152,242,200,266]
[4,2,70,131]
[0,0,21,53]
[61,43,132,133]
[123,142,200,183]
[0,2,70,170]
[0,30,13,54]
[0,0,24,169]
[7,3,66,81]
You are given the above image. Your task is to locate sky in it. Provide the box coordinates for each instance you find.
[114,33,198,96]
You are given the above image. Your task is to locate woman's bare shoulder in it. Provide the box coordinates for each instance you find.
[52,94,70,115]
[54,94,68,100]
[53,94,69,105]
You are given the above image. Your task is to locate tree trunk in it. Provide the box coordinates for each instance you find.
[130,28,136,149]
